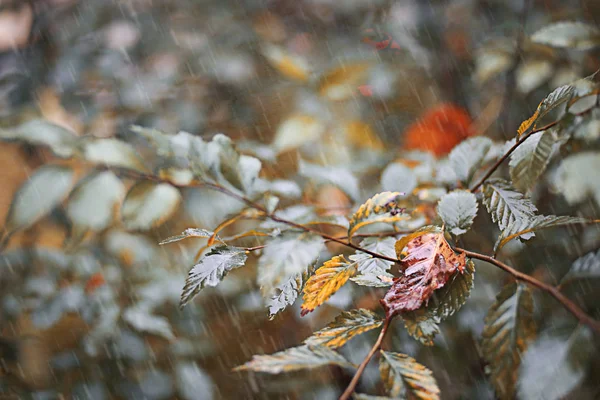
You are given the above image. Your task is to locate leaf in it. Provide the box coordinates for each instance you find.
[381,231,466,318]
[0,119,77,158]
[4,165,75,234]
[318,62,371,101]
[517,326,595,400]
[180,246,247,308]
[273,115,326,154]
[517,84,575,137]
[304,309,383,348]
[379,351,440,400]
[299,159,360,201]
[394,226,441,259]
[123,307,175,341]
[516,59,553,94]
[301,255,358,316]
[267,272,304,320]
[210,134,262,193]
[66,171,125,237]
[482,179,538,237]
[481,283,535,400]
[121,181,182,231]
[531,21,600,51]
[495,215,588,253]
[380,162,417,194]
[402,259,475,345]
[159,228,216,245]
[350,237,397,275]
[175,362,214,400]
[448,137,493,183]
[234,345,353,374]
[348,192,406,238]
[350,272,394,288]
[262,44,311,82]
[552,152,600,207]
[437,190,478,235]
[82,138,148,172]
[509,130,558,193]
[561,249,600,285]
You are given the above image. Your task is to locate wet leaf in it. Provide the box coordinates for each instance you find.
[4,165,75,234]
[482,283,535,400]
[509,130,558,193]
[350,272,394,287]
[180,246,247,308]
[121,181,181,231]
[448,137,493,183]
[380,162,417,194]
[381,231,466,318]
[531,22,600,51]
[560,249,600,285]
[437,190,478,235]
[273,114,325,154]
[379,351,440,399]
[516,59,553,94]
[350,237,397,275]
[301,255,358,316]
[482,179,538,236]
[234,345,353,374]
[552,152,600,207]
[348,192,406,238]
[123,307,175,341]
[299,159,360,201]
[267,272,304,320]
[262,44,311,82]
[318,62,370,101]
[0,119,77,158]
[517,84,575,137]
[82,138,148,172]
[304,309,383,348]
[159,228,216,245]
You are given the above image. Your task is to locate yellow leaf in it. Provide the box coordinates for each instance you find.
[394,225,441,259]
[318,62,371,101]
[301,255,357,315]
[344,120,384,150]
[517,108,540,137]
[273,114,325,153]
[262,44,310,82]
[348,192,406,238]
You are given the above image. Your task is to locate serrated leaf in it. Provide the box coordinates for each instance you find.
[482,179,538,237]
[82,138,148,172]
[379,351,440,400]
[348,192,406,238]
[381,232,466,318]
[394,226,441,259]
[448,137,493,183]
[482,283,536,400]
[561,249,600,285]
[495,215,588,253]
[0,119,77,158]
[301,255,358,316]
[273,114,325,154]
[517,326,594,400]
[380,162,417,194]
[121,181,181,231]
[234,345,353,374]
[123,307,175,341]
[4,165,75,234]
[267,272,304,320]
[350,272,394,287]
[437,190,478,235]
[299,159,360,201]
[159,228,216,245]
[517,84,575,137]
[180,246,247,308]
[350,237,397,275]
[318,62,371,101]
[552,152,600,207]
[531,21,600,51]
[304,309,383,348]
[509,130,558,193]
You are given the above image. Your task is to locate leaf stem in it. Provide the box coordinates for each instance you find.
[456,248,600,334]
[339,316,392,400]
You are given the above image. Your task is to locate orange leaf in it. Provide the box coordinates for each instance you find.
[85,273,106,294]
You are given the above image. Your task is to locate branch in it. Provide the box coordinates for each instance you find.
[456,248,600,334]
[339,316,392,400]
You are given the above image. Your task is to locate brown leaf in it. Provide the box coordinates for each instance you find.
[381,232,466,318]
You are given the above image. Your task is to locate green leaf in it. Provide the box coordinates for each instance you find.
[516,84,575,137]
[350,272,394,287]
[4,165,75,234]
[82,138,148,172]
[509,130,558,193]
[561,249,600,285]
[121,181,182,231]
[159,228,217,245]
[299,159,359,201]
[448,137,493,183]
[267,272,304,320]
[531,21,600,51]
[552,152,600,207]
[233,345,353,374]
[495,215,589,253]
[348,192,406,238]
[0,119,77,158]
[517,326,595,400]
[212,134,262,193]
[180,246,248,308]
[381,162,417,194]
[482,283,536,400]
[379,351,440,399]
[482,179,538,237]
[349,237,396,275]
[437,190,478,236]
[123,307,175,341]
[304,309,383,348]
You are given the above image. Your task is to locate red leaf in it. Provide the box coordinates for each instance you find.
[85,273,106,294]
[380,232,466,318]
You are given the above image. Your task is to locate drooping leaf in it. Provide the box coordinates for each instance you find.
[4,165,75,234]
[273,114,325,154]
[516,84,575,137]
[482,179,538,237]
[234,345,353,374]
[82,138,148,172]
[481,283,536,400]
[304,309,383,349]
[301,255,358,316]
[560,249,600,285]
[0,119,77,158]
[517,326,595,400]
[379,351,440,400]
[437,190,478,236]
[318,62,371,101]
[299,159,360,201]
[267,272,304,320]
[180,246,247,308]
[121,181,182,231]
[350,272,394,288]
[448,137,493,183]
[552,152,600,208]
[495,215,589,253]
[531,22,600,51]
[509,130,558,193]
[123,307,175,341]
[159,228,217,245]
[348,192,406,238]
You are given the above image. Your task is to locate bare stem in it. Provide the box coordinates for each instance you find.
[339,316,392,400]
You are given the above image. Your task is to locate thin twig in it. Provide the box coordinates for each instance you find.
[457,248,600,334]
[339,316,392,400]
